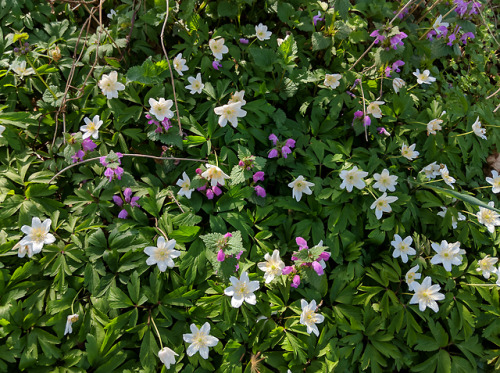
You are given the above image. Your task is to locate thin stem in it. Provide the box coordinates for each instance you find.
[150,314,164,350]
[359,79,368,141]
[70,288,84,314]
[26,56,58,99]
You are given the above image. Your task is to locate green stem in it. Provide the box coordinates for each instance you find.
[150,314,164,349]
[26,56,58,100]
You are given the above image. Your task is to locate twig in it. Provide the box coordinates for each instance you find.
[416,0,442,23]
[160,0,183,137]
[167,190,185,213]
[486,86,500,100]
[477,3,500,47]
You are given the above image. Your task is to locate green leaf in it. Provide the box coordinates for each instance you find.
[126,58,169,85]
[108,286,134,308]
[423,185,500,213]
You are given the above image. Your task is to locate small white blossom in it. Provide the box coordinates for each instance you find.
[98,71,125,99]
[11,60,35,78]
[176,172,194,199]
[393,78,406,93]
[158,347,178,369]
[185,73,205,94]
[324,74,342,89]
[437,207,466,229]
[224,271,260,308]
[486,170,500,193]
[391,234,416,263]
[183,323,219,359]
[80,115,103,140]
[149,98,174,122]
[367,101,385,118]
[409,276,445,313]
[255,23,272,41]
[421,162,441,180]
[405,265,421,291]
[401,143,419,160]
[0,125,5,137]
[228,90,246,105]
[413,69,436,85]
[472,117,487,140]
[209,38,229,60]
[201,164,230,187]
[144,237,181,272]
[370,192,398,220]
[20,217,56,253]
[439,165,456,189]
[214,102,247,128]
[288,175,314,202]
[476,256,498,279]
[430,240,464,272]
[427,119,443,135]
[15,241,34,258]
[173,53,188,76]
[339,166,368,192]
[477,201,500,233]
[257,250,285,283]
[64,314,79,335]
[300,299,324,337]
[432,15,449,34]
[107,9,117,19]
[373,169,398,192]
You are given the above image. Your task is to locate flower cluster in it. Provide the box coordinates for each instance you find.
[113,188,141,219]
[195,164,230,199]
[268,134,296,159]
[71,137,97,163]
[100,151,124,181]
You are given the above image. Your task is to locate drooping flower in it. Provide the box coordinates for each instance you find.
[472,117,487,140]
[176,172,195,199]
[373,169,398,192]
[185,73,204,94]
[367,101,385,118]
[64,314,79,335]
[20,217,56,254]
[144,236,181,272]
[107,9,117,19]
[80,115,103,140]
[173,53,188,76]
[370,30,386,44]
[257,250,285,283]
[98,71,125,99]
[401,143,419,160]
[149,98,174,122]
[201,164,230,187]
[437,207,466,229]
[370,192,398,220]
[413,69,436,85]
[339,166,368,192]
[439,165,456,189]
[405,265,421,291]
[300,299,324,336]
[113,187,141,219]
[209,38,229,60]
[212,60,222,70]
[16,241,34,258]
[409,276,445,312]
[11,60,35,78]
[430,240,464,271]
[224,271,260,308]
[158,347,178,370]
[391,234,416,263]
[214,102,247,128]
[427,119,443,135]
[255,23,272,41]
[486,170,500,193]
[477,202,500,233]
[324,74,342,89]
[288,175,314,202]
[393,78,406,93]
[183,323,219,359]
[476,256,498,279]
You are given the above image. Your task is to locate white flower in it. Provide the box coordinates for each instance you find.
[214,102,247,128]
[401,143,419,160]
[339,166,368,192]
[64,314,79,335]
[324,74,342,89]
[149,98,174,121]
[255,23,272,41]
[393,78,406,93]
[427,119,443,135]
[107,9,117,19]
[409,276,445,313]
[173,53,188,76]
[224,271,260,308]
[432,15,449,34]
[144,236,181,272]
[405,265,421,291]
[19,217,56,253]
[477,201,500,233]
[370,192,398,220]
[257,250,285,283]
[367,101,385,118]
[373,169,398,192]
[472,117,487,140]
[421,162,441,180]
[185,73,204,94]
[300,299,324,337]
[15,241,34,258]
[413,69,436,85]
[439,165,456,189]
[209,38,229,60]
[80,115,103,140]
[11,60,35,78]
[0,125,5,137]
[391,234,416,263]
[486,170,500,193]
[98,71,125,99]
[158,347,178,369]
[437,207,466,229]
[201,164,230,187]
[476,255,498,279]
[430,240,464,272]
[183,323,219,359]
[288,175,314,202]
[228,90,246,105]
[176,172,194,199]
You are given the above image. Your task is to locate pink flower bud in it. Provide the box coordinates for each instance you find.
[224,232,233,238]
[238,160,245,167]
[235,250,243,260]
[291,275,300,288]
[196,168,203,175]
[217,249,225,262]
[212,185,222,196]
[318,252,331,261]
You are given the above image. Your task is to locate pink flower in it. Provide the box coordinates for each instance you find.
[285,139,296,148]
[312,261,324,276]
[113,195,123,207]
[363,116,371,127]
[282,266,294,275]
[217,249,225,262]
[224,233,233,239]
[118,209,128,219]
[281,146,291,158]
[269,134,278,145]
[370,30,386,44]
[291,275,300,288]
[212,185,222,196]
[239,38,249,44]
[268,149,279,158]
[318,252,331,261]
[255,185,266,197]
[212,60,222,70]
[296,237,308,250]
[253,171,265,182]
[206,189,214,199]
[82,138,97,152]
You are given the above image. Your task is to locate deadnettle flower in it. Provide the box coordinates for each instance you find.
[20,217,56,254]
[288,175,314,202]
[486,170,500,193]
[391,234,416,263]
[393,78,406,93]
[324,74,342,89]
[149,98,174,122]
[201,164,230,187]
[64,314,79,335]
[212,60,222,70]
[185,73,204,94]
[209,38,229,60]
[409,276,445,312]
[433,15,449,35]
[367,101,385,118]
[476,256,498,279]
[373,169,398,192]
[370,30,386,44]
[371,192,398,220]
[313,11,324,25]
[427,119,443,135]
[158,347,178,370]
[477,202,500,233]
[300,299,324,337]
[214,102,247,128]
[224,271,260,308]
[430,240,464,272]
[437,207,466,229]
[98,71,125,99]
[413,69,436,85]
[257,250,285,283]
[401,143,419,160]
[144,237,181,272]
[254,185,266,198]
[173,53,188,76]
[255,23,272,41]
[390,32,408,50]
[405,265,421,291]
[80,115,103,140]
[339,166,368,192]
[176,172,195,199]
[183,323,219,359]
[472,117,487,140]
[113,188,140,219]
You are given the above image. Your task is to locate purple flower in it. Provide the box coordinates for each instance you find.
[285,139,296,148]
[197,185,207,192]
[354,110,364,119]
[206,189,214,199]
[282,266,294,275]
[370,30,386,44]
[212,185,222,196]
[385,66,393,78]
[269,134,278,145]
[212,60,222,70]
[239,38,249,44]
[235,250,243,260]
[427,30,437,40]
[130,196,140,208]
[296,237,308,250]
[217,249,225,262]
[390,32,407,50]
[253,171,265,182]
[363,116,371,127]
[312,261,324,276]
[377,127,391,136]
[291,274,301,288]
[113,195,123,207]
[255,185,266,197]
[82,138,97,152]
[281,146,292,158]
[392,60,405,73]
[346,90,356,98]
[238,160,245,167]
[318,252,331,261]
[104,168,114,181]
[353,79,361,88]
[447,33,456,46]
[118,209,128,219]
[268,148,279,158]
[114,167,124,180]
[460,32,475,45]
[313,11,324,26]
[71,150,85,163]
[224,232,233,239]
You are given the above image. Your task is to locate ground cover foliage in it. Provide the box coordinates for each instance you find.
[0,0,499,371]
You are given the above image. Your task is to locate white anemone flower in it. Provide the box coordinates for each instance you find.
[214,102,247,128]
[176,172,194,199]
[209,38,229,60]
[393,78,406,93]
[19,217,56,254]
[430,240,464,272]
[224,271,260,308]
[437,207,466,229]
[370,192,398,220]
[427,119,443,135]
[409,276,445,313]
[201,164,230,187]
[405,265,421,291]
[98,71,125,99]
[149,98,174,122]
[228,90,246,105]
[173,53,188,76]
[158,347,178,369]
[413,69,436,85]
[0,125,5,137]
[421,162,441,180]
[300,299,324,337]
[80,115,103,140]
[255,23,272,41]
[439,165,456,189]
[339,166,368,192]
[185,73,204,94]
[257,250,285,283]
[391,234,416,263]
[64,314,79,335]
[367,101,385,118]
[486,170,500,193]
[401,143,419,160]
[476,255,498,279]
[183,323,219,359]
[477,202,500,233]
[11,60,35,78]
[324,74,342,89]
[288,175,314,202]
[144,237,181,272]
[472,117,487,140]
[373,169,398,192]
